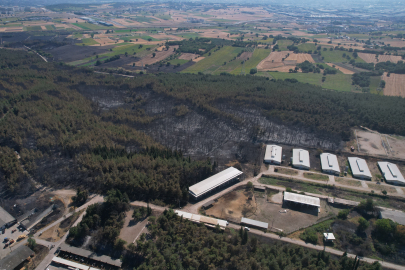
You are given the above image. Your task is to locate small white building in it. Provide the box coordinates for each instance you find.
[320,153,340,175]
[292,149,310,170]
[378,162,405,186]
[348,157,372,180]
[264,145,282,165]
[323,233,335,242]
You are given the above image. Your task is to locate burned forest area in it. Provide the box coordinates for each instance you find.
[1,49,405,204]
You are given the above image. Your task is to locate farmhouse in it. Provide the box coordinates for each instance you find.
[188,167,243,200]
[323,233,335,242]
[378,162,405,186]
[283,192,320,210]
[348,157,372,180]
[379,209,405,225]
[292,149,310,170]
[241,217,268,230]
[0,206,16,230]
[320,153,340,175]
[264,145,282,164]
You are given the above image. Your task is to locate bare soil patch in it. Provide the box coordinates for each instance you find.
[356,129,387,156]
[39,210,84,242]
[205,188,257,223]
[326,63,355,74]
[285,53,314,63]
[380,39,405,48]
[382,72,405,98]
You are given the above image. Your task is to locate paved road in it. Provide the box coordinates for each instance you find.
[34,195,103,270]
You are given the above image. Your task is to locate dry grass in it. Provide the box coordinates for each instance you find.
[274,167,298,176]
[382,72,405,98]
[133,45,178,66]
[303,172,329,182]
[257,51,292,70]
[368,183,397,194]
[335,178,362,187]
[178,53,200,60]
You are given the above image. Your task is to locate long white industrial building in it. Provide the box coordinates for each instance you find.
[284,192,320,209]
[378,162,405,186]
[348,157,372,180]
[320,153,340,175]
[292,149,310,169]
[264,145,282,164]
[175,210,228,229]
[188,167,243,200]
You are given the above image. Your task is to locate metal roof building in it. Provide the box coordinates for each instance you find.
[320,153,340,175]
[241,217,268,230]
[379,209,405,225]
[264,145,282,165]
[175,210,228,230]
[292,149,310,169]
[348,157,372,180]
[0,206,16,230]
[52,257,100,270]
[378,162,405,186]
[189,167,243,200]
[0,245,33,270]
[284,192,320,208]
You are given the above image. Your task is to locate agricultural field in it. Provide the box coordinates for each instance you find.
[382,72,405,98]
[358,53,403,64]
[79,38,99,46]
[276,40,294,51]
[266,72,354,92]
[297,43,317,52]
[320,49,365,63]
[182,46,245,74]
[257,51,292,70]
[284,53,315,64]
[72,22,115,30]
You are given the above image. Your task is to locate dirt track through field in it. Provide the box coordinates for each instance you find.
[382,72,405,97]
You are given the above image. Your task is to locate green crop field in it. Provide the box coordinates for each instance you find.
[138,35,159,41]
[45,25,56,30]
[25,26,42,31]
[369,76,382,93]
[182,46,245,74]
[276,40,293,51]
[229,49,270,74]
[319,49,365,63]
[168,59,189,66]
[265,72,353,92]
[174,33,200,39]
[297,43,317,52]
[155,15,171,20]
[131,16,156,23]
[114,29,137,33]
[79,38,99,46]
[259,38,274,44]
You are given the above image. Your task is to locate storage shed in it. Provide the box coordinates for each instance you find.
[378,162,405,186]
[264,145,282,165]
[188,167,243,200]
[320,153,340,175]
[241,217,268,230]
[348,157,372,180]
[283,192,320,210]
[292,149,310,170]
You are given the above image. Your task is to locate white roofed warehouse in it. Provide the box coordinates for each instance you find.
[264,145,282,165]
[189,167,243,200]
[284,192,320,212]
[348,157,372,180]
[378,162,405,186]
[320,153,340,175]
[241,217,268,230]
[292,149,310,170]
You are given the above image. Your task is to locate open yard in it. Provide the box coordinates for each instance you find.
[382,72,405,98]
[205,188,256,223]
[356,129,387,156]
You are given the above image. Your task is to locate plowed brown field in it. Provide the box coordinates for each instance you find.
[382,72,405,97]
[358,53,402,64]
[284,53,314,63]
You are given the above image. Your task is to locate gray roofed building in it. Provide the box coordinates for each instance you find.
[379,209,405,225]
[59,243,122,267]
[284,192,320,208]
[0,206,16,230]
[241,217,268,229]
[0,245,34,270]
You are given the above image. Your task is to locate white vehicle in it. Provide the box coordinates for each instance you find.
[244,227,250,231]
